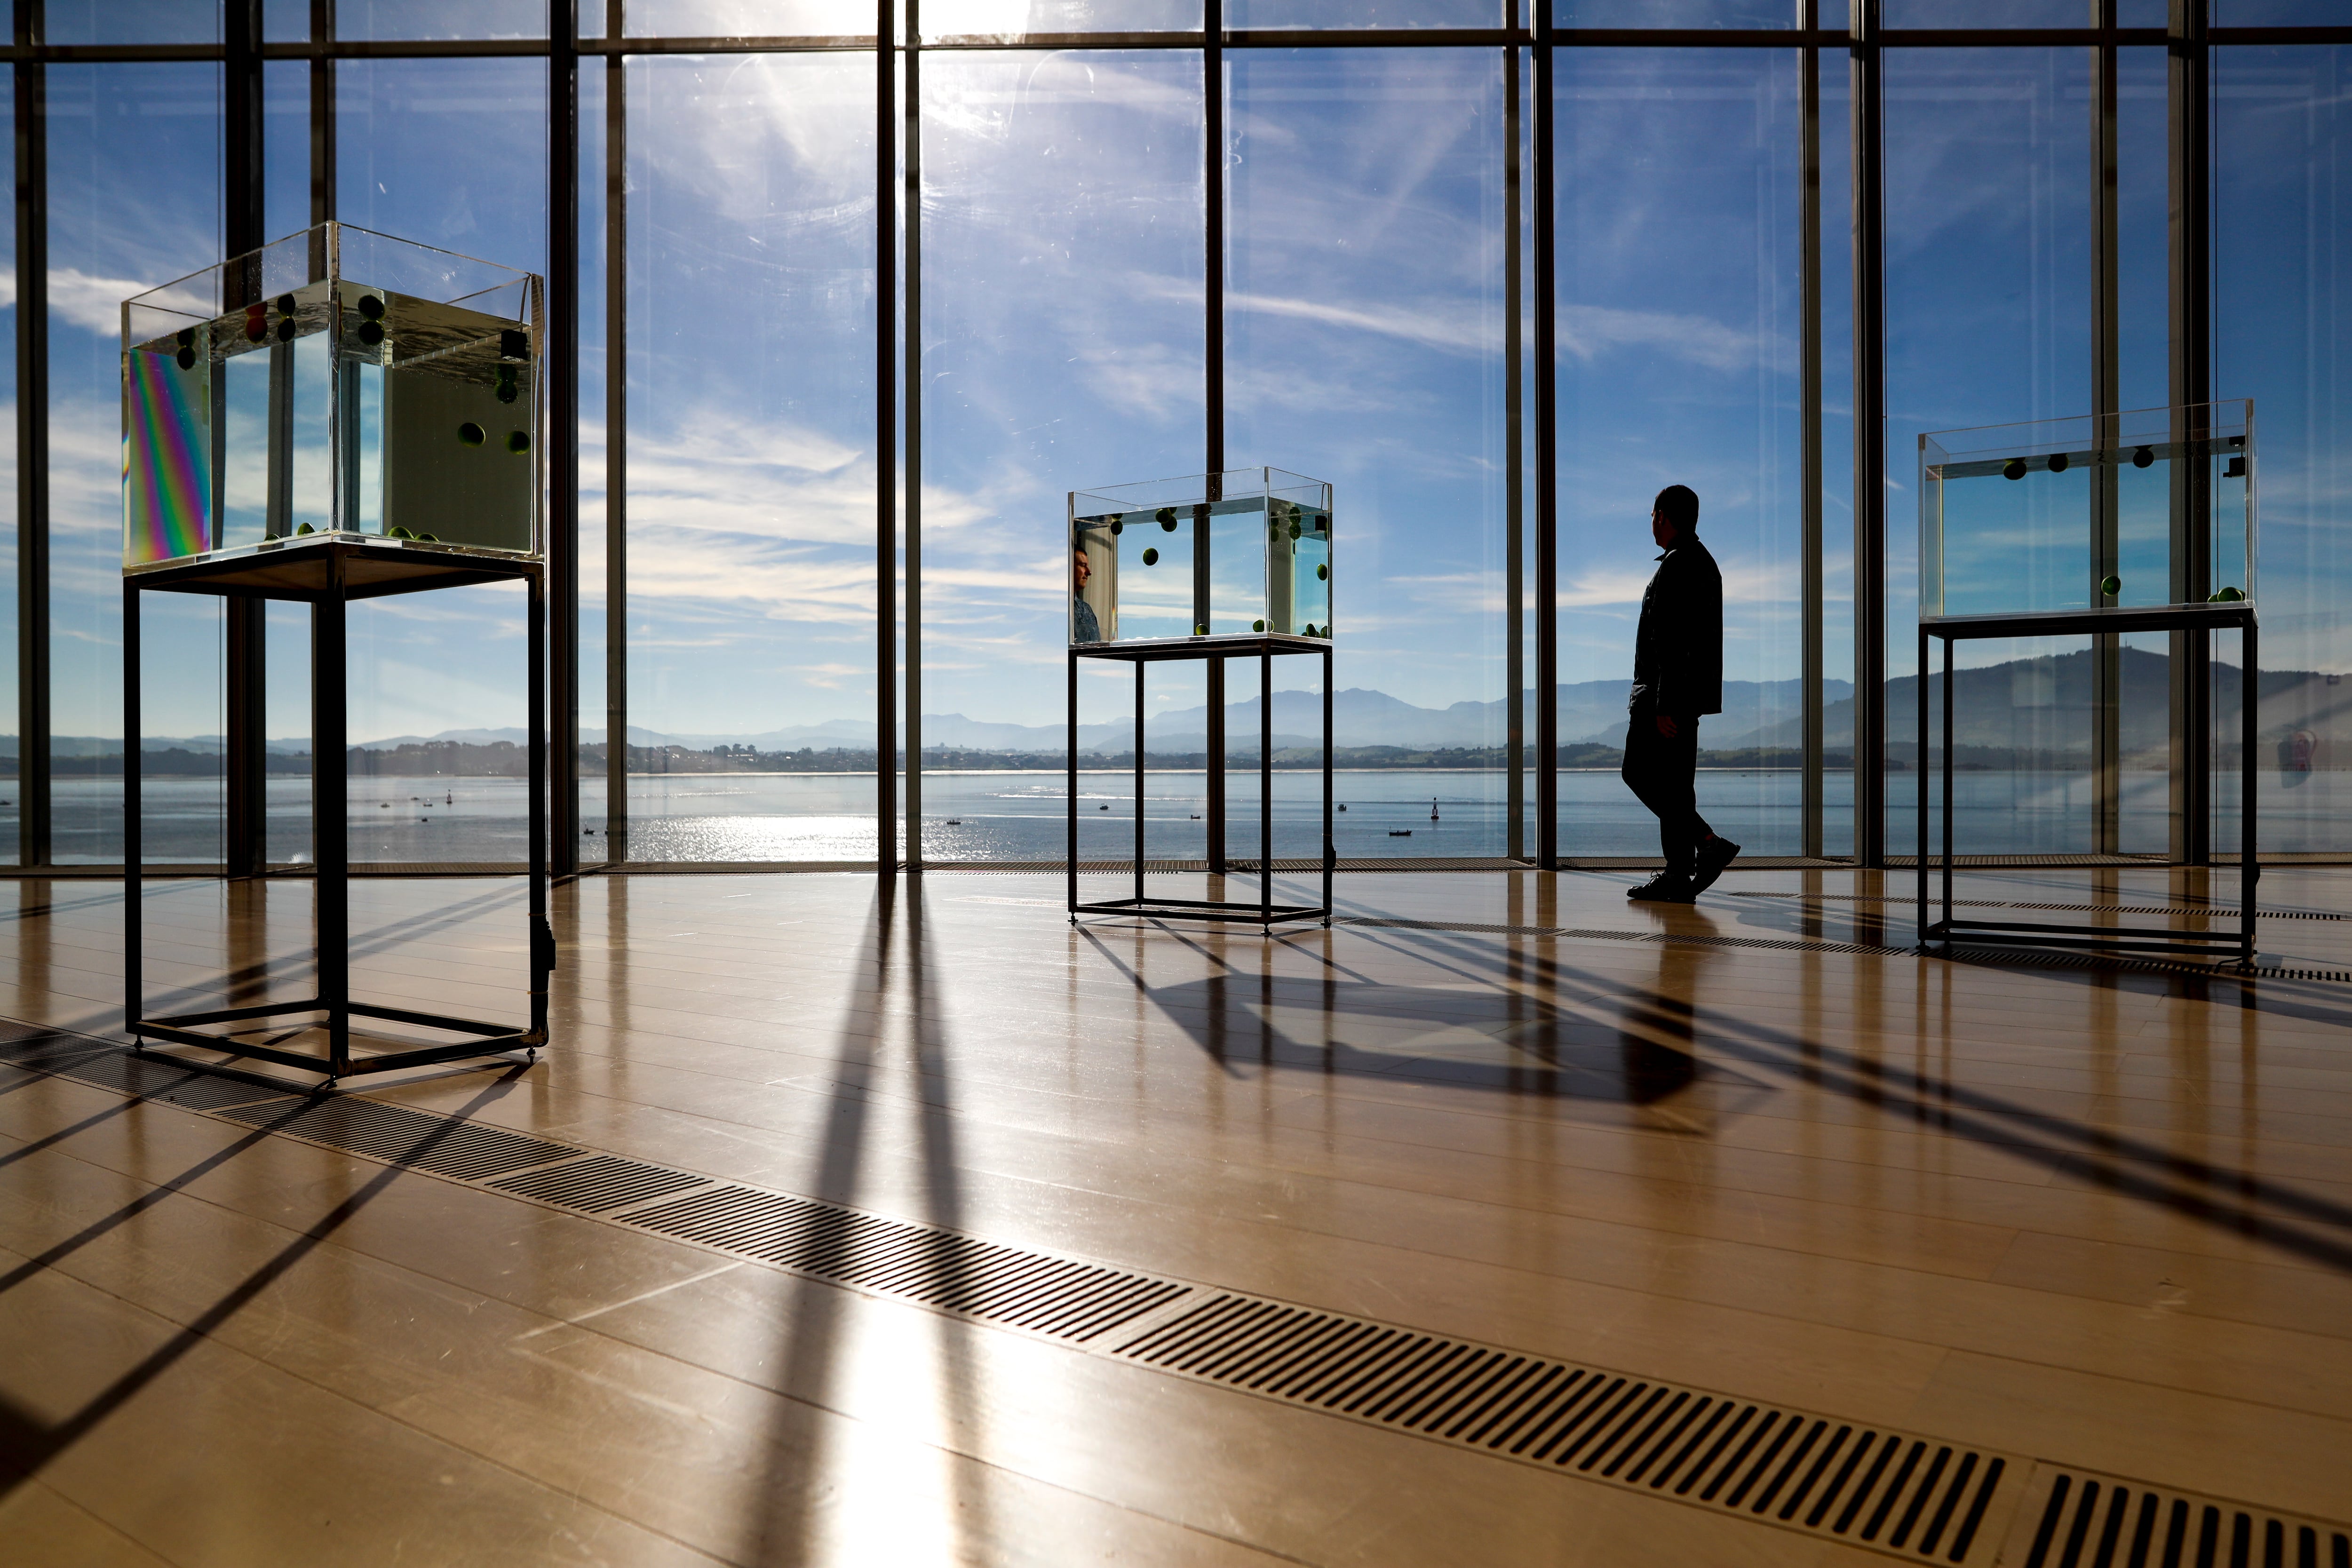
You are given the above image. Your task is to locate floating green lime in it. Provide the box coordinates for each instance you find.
[2210,586,2245,603]
[1316,563,1328,581]
[1141,547,1159,565]
[2002,458,2028,481]
[1288,521,1302,540]
[296,522,314,534]
[1194,623,1208,636]
[458,422,485,446]
[1252,619,1266,632]
[2099,574,2121,597]
[389,525,414,540]
[507,430,531,454]
[1155,507,1177,530]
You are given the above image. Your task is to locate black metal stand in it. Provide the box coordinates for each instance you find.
[1917,602,2257,965]
[125,539,553,1085]
[1068,634,1334,933]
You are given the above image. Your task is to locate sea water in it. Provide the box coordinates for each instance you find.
[10,766,2344,865]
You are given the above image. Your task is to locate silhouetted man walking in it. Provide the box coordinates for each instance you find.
[1623,485,1739,902]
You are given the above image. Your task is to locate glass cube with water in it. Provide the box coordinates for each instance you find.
[1067,468,1332,645]
[122,222,542,572]
[1920,400,2253,622]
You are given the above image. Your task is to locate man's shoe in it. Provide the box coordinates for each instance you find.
[1627,874,1695,904]
[1690,836,1742,895]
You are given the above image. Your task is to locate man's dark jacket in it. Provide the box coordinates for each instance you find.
[1629,534,1724,718]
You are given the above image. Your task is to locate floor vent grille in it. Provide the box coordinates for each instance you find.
[214,1096,581,1181]
[2006,1467,2350,1568]
[63,1051,291,1112]
[1734,891,2345,922]
[1114,1293,2009,1563]
[1340,916,1913,958]
[624,1185,1188,1342]
[490,1154,708,1213]
[1950,948,2352,986]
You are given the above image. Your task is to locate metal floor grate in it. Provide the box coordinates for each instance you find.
[1734,891,2344,922]
[214,1095,581,1181]
[2004,1466,2351,1568]
[490,1154,708,1213]
[625,1185,1189,1342]
[1340,916,1913,957]
[59,1050,293,1112]
[1115,1292,2010,1563]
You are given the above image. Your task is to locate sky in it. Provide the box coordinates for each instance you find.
[4,29,2345,789]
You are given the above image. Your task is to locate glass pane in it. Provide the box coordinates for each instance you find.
[2216,1,2350,22]
[2215,46,2352,855]
[48,65,223,864]
[1820,53,1854,858]
[1557,1,1793,24]
[580,58,611,859]
[0,70,14,865]
[626,53,878,863]
[1883,0,2081,24]
[337,58,548,864]
[1553,49,1804,857]
[915,50,1203,866]
[1231,48,1511,861]
[1227,0,1515,24]
[44,2,217,44]
[264,0,310,42]
[334,1,549,40]
[925,0,1199,33]
[625,1,872,33]
[1884,48,2090,860]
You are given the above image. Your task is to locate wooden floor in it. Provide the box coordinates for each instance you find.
[1,864,2349,1566]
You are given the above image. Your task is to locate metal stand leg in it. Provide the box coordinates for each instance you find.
[1135,656,1145,907]
[314,552,349,1081]
[1322,644,1333,925]
[2241,619,2258,966]
[528,570,550,1049]
[1260,647,1272,932]
[1067,650,1078,921]
[1917,628,1929,947]
[1941,634,1954,932]
[124,582,142,1042]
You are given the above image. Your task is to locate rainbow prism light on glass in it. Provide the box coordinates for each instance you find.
[121,221,542,571]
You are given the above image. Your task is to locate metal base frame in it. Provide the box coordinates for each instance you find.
[1917,603,2257,967]
[1068,635,1335,933]
[125,540,554,1087]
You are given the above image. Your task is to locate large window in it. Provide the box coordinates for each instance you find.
[9,10,2349,874]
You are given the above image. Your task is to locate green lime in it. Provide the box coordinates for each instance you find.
[1317,564,1328,581]
[2099,574,2121,597]
[1142,548,1159,565]
[1252,619,1266,632]
[458,422,485,446]
[507,430,531,454]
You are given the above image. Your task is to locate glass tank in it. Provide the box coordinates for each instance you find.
[1067,468,1332,645]
[121,222,542,572]
[1920,400,2253,621]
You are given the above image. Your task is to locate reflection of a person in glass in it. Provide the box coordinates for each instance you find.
[1072,542,1102,643]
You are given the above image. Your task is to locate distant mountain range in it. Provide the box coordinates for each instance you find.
[9,652,2346,762]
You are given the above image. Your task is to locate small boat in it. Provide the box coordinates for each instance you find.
[1389,829,1412,837]
[945,818,962,825]
[1337,804,1347,812]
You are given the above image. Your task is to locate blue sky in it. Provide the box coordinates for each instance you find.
[9,39,2347,766]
